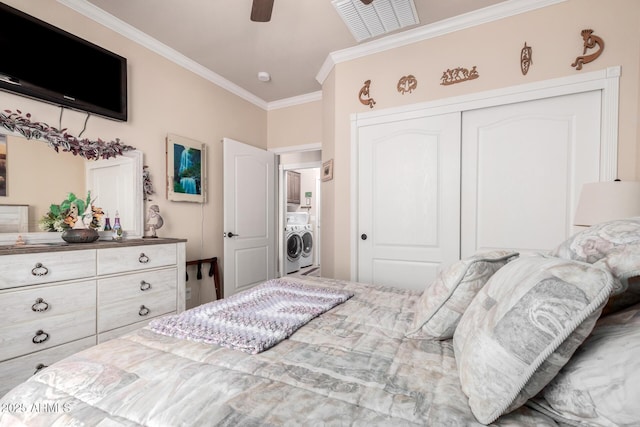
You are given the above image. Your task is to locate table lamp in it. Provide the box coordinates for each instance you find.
[574,180,640,227]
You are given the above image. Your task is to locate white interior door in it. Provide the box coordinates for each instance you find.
[223,138,276,297]
[357,112,461,291]
[461,91,602,257]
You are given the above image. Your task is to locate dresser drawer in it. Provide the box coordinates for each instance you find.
[0,250,96,290]
[0,280,96,361]
[98,274,176,332]
[0,336,95,398]
[97,244,177,275]
[98,268,177,305]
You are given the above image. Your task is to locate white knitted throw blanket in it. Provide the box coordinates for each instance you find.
[149,279,353,354]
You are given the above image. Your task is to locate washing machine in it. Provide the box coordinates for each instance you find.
[300,223,313,268]
[284,212,308,274]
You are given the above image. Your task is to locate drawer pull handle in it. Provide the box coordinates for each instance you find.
[139,305,150,316]
[139,253,150,264]
[140,281,151,291]
[34,363,48,375]
[31,263,49,277]
[31,298,50,312]
[32,330,50,344]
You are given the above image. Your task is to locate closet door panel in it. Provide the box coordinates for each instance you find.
[358,112,461,291]
[461,91,601,257]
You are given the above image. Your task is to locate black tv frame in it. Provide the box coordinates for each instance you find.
[0,3,128,122]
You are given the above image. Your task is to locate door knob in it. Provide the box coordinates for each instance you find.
[361,233,368,240]
[227,232,239,238]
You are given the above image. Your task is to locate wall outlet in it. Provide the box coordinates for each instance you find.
[185,287,192,300]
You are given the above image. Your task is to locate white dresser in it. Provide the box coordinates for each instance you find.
[0,238,186,397]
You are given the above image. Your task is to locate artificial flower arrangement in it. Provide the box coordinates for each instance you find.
[39,191,104,232]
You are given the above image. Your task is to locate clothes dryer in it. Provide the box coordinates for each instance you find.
[300,224,313,268]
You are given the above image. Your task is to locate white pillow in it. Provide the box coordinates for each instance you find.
[595,247,640,314]
[406,250,518,340]
[550,217,640,294]
[453,255,615,425]
[528,303,640,426]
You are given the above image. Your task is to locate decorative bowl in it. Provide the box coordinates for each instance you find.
[61,228,100,243]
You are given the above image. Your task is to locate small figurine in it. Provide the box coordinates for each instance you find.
[64,203,79,227]
[103,212,112,231]
[145,205,164,238]
[79,204,93,229]
[112,211,123,240]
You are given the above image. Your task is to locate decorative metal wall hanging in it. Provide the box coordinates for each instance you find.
[358,80,376,108]
[440,66,479,86]
[0,109,134,160]
[571,29,604,70]
[521,42,533,75]
[397,75,418,94]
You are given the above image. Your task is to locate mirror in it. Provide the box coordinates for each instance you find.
[0,133,143,244]
[86,150,143,239]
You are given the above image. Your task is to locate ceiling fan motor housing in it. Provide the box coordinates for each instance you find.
[251,0,274,22]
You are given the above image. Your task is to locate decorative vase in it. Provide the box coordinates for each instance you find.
[61,228,99,243]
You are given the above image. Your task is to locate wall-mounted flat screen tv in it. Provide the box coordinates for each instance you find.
[0,3,127,121]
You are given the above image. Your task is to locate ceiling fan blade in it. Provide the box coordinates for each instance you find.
[251,0,274,22]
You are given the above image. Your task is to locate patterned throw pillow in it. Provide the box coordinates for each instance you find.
[528,303,640,426]
[406,250,518,340]
[550,217,640,293]
[453,255,615,425]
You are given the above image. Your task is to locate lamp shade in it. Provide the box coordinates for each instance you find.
[574,181,640,226]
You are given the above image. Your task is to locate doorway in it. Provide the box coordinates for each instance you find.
[276,149,322,278]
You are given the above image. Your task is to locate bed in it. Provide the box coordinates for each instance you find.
[1,218,639,426]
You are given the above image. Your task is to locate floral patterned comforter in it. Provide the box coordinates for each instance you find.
[0,276,559,426]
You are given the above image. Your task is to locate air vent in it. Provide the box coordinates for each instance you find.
[332,0,419,42]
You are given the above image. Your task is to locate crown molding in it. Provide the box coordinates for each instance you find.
[57,0,269,110]
[58,0,565,110]
[316,0,567,84]
[269,142,322,154]
[267,91,323,111]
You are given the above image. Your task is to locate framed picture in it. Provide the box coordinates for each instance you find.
[322,159,334,182]
[166,133,206,203]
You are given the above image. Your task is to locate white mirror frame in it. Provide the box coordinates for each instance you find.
[0,150,143,245]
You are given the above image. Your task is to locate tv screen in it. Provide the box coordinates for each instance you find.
[0,3,127,121]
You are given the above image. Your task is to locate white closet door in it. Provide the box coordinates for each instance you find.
[461,91,602,257]
[358,112,461,291]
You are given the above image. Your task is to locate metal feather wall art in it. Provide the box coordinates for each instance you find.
[521,42,533,75]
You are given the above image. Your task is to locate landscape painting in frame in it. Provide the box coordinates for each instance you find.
[0,134,6,196]
[166,133,206,203]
